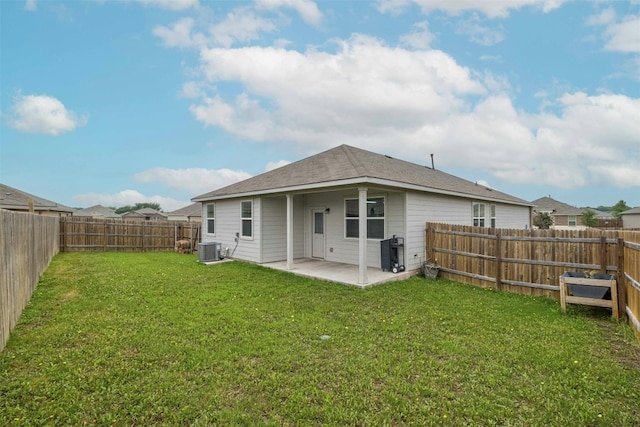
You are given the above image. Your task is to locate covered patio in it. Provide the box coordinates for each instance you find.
[262,258,416,288]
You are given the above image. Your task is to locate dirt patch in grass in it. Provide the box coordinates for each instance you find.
[595,319,640,370]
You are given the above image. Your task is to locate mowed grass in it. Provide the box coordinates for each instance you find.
[1,253,639,426]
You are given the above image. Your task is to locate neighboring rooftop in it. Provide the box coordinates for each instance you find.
[168,203,201,216]
[530,196,584,216]
[193,144,531,206]
[73,205,121,218]
[0,183,75,214]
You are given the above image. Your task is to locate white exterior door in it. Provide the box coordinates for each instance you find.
[312,210,325,259]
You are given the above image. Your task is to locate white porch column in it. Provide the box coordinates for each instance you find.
[358,187,368,285]
[286,194,294,270]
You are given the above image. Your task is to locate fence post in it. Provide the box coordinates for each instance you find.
[495,232,502,291]
[617,237,627,321]
[425,223,432,263]
[599,235,607,274]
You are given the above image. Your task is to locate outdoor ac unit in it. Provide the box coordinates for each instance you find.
[198,242,220,262]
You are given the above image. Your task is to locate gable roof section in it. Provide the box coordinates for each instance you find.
[168,203,202,217]
[531,196,584,216]
[74,205,121,218]
[193,145,530,206]
[0,183,75,213]
[620,207,640,216]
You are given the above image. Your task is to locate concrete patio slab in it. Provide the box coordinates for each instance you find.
[261,258,416,288]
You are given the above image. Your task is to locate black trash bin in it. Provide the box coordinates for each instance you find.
[380,235,404,273]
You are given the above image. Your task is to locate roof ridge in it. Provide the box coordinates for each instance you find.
[341,145,370,176]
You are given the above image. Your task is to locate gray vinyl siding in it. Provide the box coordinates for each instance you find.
[303,189,404,268]
[405,192,471,271]
[201,197,261,263]
[495,203,531,229]
[622,214,640,229]
[261,196,305,263]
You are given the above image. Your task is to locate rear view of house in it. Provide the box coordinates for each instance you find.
[192,145,532,285]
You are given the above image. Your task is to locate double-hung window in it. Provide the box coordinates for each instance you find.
[473,202,485,227]
[568,215,577,226]
[241,200,253,238]
[345,197,384,239]
[206,203,215,234]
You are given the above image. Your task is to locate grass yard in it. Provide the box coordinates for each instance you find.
[1,252,639,426]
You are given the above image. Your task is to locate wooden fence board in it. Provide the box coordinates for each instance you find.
[1,210,59,352]
[427,223,640,338]
[59,217,201,252]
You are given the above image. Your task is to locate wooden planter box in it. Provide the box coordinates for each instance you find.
[559,272,618,319]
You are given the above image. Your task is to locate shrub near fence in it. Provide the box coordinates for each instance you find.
[1,210,59,352]
[60,217,201,252]
[426,222,640,340]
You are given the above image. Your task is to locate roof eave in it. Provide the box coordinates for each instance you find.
[192,176,533,206]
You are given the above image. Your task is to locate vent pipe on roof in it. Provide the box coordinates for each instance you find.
[430,153,435,169]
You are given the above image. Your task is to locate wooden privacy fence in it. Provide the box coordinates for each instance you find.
[426,223,640,340]
[1,210,59,352]
[60,217,201,252]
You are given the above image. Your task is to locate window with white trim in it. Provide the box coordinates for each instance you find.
[345,197,384,239]
[568,215,577,226]
[490,204,496,228]
[473,202,485,227]
[206,203,215,234]
[241,200,252,237]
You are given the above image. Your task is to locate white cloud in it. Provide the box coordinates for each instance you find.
[190,35,485,147]
[400,21,434,49]
[153,8,276,48]
[153,17,202,48]
[133,167,252,195]
[72,190,189,212]
[456,14,505,46]
[25,0,37,11]
[5,93,87,135]
[377,0,567,18]
[586,9,640,54]
[136,0,199,11]
[602,15,640,53]
[585,7,616,27]
[161,22,638,194]
[254,0,323,26]
[208,7,277,47]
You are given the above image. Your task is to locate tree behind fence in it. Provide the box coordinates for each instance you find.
[426,222,640,340]
[1,210,59,352]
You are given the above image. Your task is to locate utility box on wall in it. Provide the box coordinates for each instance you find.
[198,241,221,262]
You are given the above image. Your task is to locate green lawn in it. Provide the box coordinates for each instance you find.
[2,252,639,426]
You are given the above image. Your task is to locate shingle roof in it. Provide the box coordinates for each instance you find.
[73,205,121,218]
[0,183,75,213]
[193,144,530,205]
[169,203,202,217]
[620,207,640,215]
[530,196,584,216]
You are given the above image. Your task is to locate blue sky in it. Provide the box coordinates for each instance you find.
[1,0,638,212]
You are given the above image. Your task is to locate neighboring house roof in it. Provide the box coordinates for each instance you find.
[589,209,614,219]
[620,207,640,216]
[0,182,75,213]
[530,196,583,216]
[74,204,121,218]
[168,203,201,217]
[193,145,531,205]
[122,208,167,219]
[135,208,166,216]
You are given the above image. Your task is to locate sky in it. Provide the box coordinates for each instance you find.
[1,0,639,212]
